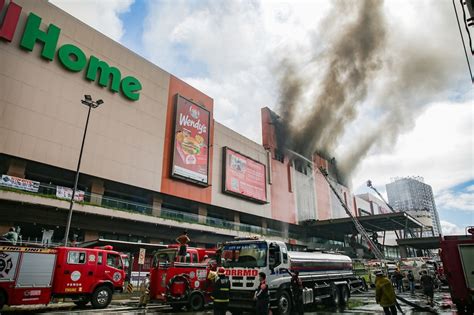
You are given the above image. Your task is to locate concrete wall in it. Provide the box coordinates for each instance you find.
[0,0,169,192]
[294,169,317,222]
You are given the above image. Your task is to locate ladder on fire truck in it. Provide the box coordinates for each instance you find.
[318,168,385,261]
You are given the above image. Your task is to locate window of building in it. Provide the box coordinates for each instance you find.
[274,151,284,163]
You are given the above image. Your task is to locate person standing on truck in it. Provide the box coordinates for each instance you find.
[1,227,18,245]
[254,272,269,315]
[407,271,415,294]
[420,270,434,306]
[375,271,397,315]
[285,269,304,315]
[176,230,190,262]
[138,274,150,307]
[211,267,230,315]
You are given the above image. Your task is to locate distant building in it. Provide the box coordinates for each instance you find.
[386,177,442,236]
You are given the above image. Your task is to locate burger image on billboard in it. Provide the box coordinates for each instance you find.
[181,136,201,155]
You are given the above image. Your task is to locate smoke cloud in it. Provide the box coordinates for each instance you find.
[275,0,469,186]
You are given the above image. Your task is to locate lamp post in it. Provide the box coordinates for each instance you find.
[63,95,103,246]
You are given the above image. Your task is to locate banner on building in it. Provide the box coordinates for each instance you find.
[56,186,84,202]
[223,147,267,204]
[0,175,40,192]
[171,94,210,185]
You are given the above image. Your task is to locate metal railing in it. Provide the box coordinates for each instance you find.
[0,180,290,239]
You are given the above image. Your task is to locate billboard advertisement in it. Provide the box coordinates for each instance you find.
[171,95,210,185]
[223,147,267,203]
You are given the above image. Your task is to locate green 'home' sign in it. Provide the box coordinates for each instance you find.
[1,4,142,101]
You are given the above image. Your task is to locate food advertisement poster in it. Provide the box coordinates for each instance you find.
[223,147,267,203]
[171,95,210,185]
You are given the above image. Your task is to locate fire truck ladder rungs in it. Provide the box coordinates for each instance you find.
[318,167,385,261]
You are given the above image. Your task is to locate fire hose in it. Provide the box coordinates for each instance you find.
[395,294,438,314]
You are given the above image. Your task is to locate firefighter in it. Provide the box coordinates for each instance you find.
[176,230,190,262]
[254,272,269,315]
[407,270,415,294]
[211,267,230,315]
[420,270,434,306]
[139,274,150,307]
[285,269,304,315]
[375,271,397,315]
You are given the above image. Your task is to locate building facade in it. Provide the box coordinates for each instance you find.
[386,177,442,236]
[0,0,397,249]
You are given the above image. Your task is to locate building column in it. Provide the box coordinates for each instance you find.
[84,230,99,242]
[7,159,26,178]
[152,195,162,217]
[261,218,268,231]
[90,179,104,205]
[198,205,207,224]
[234,213,240,224]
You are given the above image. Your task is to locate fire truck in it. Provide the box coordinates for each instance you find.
[440,230,474,314]
[221,238,365,315]
[149,244,217,311]
[0,245,125,310]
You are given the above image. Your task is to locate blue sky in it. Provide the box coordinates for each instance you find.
[51,0,473,234]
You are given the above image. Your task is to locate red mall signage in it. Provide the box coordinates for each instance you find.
[223,147,267,203]
[0,0,142,101]
[171,95,210,185]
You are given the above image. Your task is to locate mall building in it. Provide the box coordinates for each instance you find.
[0,0,421,253]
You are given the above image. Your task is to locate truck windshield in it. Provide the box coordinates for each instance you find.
[152,249,176,267]
[222,242,267,268]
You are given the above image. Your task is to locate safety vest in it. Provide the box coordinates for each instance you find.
[212,276,230,303]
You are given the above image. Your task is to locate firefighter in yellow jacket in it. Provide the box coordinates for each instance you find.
[375,271,397,315]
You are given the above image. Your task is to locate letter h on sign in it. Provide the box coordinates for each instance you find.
[0,0,22,41]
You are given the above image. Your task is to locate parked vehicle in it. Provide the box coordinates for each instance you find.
[220,238,365,315]
[0,245,125,309]
[440,233,474,314]
[148,244,217,311]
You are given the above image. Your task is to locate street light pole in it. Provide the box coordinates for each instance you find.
[63,95,103,246]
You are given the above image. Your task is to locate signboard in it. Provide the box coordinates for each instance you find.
[0,175,40,192]
[138,248,146,265]
[56,186,84,202]
[171,95,210,185]
[222,147,267,203]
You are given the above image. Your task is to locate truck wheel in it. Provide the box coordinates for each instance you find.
[276,290,292,315]
[339,285,350,305]
[330,284,340,306]
[91,286,112,309]
[187,292,204,311]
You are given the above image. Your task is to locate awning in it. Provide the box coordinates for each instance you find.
[302,212,424,241]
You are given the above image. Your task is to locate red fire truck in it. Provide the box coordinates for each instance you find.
[0,245,125,310]
[149,244,217,311]
[440,230,474,314]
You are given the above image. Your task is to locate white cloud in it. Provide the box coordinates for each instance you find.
[436,186,474,213]
[440,220,466,235]
[49,0,134,42]
[352,100,474,195]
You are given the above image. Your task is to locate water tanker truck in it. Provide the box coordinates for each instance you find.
[220,238,365,315]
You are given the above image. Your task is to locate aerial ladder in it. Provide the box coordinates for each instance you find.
[318,168,385,261]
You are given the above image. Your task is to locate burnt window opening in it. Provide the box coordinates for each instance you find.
[294,160,311,175]
[274,150,284,163]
